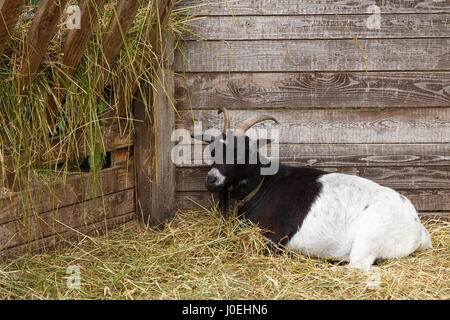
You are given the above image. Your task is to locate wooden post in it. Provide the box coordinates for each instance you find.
[133,33,175,226]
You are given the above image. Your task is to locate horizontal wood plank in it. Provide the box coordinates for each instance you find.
[175,72,450,109]
[3,123,133,170]
[0,212,135,257]
[175,189,450,212]
[183,14,450,40]
[0,163,134,225]
[175,39,450,72]
[174,143,450,167]
[17,0,68,90]
[0,188,134,250]
[175,166,450,191]
[176,108,450,144]
[419,212,450,221]
[176,0,450,15]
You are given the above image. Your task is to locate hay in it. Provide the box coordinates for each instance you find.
[0,204,448,300]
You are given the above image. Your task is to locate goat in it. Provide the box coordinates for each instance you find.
[193,108,432,271]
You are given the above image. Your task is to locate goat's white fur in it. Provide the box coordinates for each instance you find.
[286,173,432,272]
[207,168,226,187]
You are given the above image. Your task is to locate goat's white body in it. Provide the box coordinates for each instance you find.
[286,173,432,271]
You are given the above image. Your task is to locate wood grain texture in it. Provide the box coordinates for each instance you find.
[418,212,450,221]
[1,212,135,258]
[17,0,68,90]
[46,0,107,124]
[101,0,141,67]
[0,188,134,250]
[176,0,450,15]
[175,143,450,167]
[0,1,24,57]
[62,0,106,72]
[0,163,134,226]
[174,39,450,72]
[175,72,450,109]
[3,122,133,170]
[176,108,450,144]
[175,189,450,212]
[175,166,450,191]
[134,48,176,226]
[183,14,450,40]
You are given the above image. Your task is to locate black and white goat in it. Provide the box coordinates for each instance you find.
[193,108,432,271]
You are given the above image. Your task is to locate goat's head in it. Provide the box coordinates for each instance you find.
[192,108,279,192]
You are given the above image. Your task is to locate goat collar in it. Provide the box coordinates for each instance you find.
[233,177,265,216]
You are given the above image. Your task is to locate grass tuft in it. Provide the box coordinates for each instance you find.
[0,204,448,300]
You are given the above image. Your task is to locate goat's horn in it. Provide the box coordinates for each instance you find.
[218,107,230,133]
[235,115,279,136]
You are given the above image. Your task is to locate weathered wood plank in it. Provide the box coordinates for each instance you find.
[176,0,450,15]
[183,14,450,40]
[175,189,450,212]
[46,0,107,125]
[419,212,450,221]
[0,211,135,257]
[175,39,450,72]
[0,188,134,250]
[175,72,450,109]
[0,163,134,225]
[174,144,450,167]
[101,0,141,68]
[0,1,24,57]
[134,36,176,226]
[175,166,450,191]
[176,108,450,144]
[3,122,133,171]
[17,0,68,90]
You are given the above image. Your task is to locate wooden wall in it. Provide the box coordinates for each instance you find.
[173,0,450,219]
[0,123,135,257]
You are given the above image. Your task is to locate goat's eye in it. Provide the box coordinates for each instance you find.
[211,149,215,157]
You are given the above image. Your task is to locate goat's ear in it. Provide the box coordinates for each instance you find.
[191,134,215,143]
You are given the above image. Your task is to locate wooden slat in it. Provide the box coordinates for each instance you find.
[175,72,450,109]
[62,0,107,73]
[176,108,450,144]
[183,14,450,40]
[176,0,450,15]
[0,1,24,57]
[175,166,450,191]
[1,212,135,258]
[175,189,450,212]
[101,0,141,68]
[175,144,450,167]
[46,0,107,124]
[134,46,176,226]
[0,163,134,225]
[2,123,133,172]
[0,189,134,250]
[17,0,68,91]
[174,39,450,72]
[419,212,450,221]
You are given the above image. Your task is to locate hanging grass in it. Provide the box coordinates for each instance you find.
[0,0,197,201]
[0,204,448,300]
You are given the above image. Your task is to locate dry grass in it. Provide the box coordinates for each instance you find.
[0,204,448,300]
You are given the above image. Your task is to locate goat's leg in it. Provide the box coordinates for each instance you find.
[218,191,230,217]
